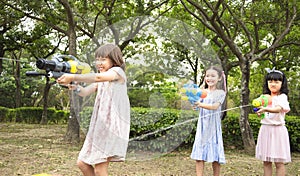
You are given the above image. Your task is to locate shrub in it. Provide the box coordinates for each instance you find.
[14,107,43,123]
[285,115,300,152]
[79,106,94,133]
[0,106,9,122]
[0,106,299,152]
[52,110,69,124]
[128,107,198,153]
[0,106,69,124]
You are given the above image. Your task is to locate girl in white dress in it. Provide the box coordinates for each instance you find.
[57,44,130,176]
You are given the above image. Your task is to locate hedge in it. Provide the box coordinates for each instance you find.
[0,106,299,152]
[0,106,69,124]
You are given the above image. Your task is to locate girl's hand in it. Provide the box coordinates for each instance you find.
[256,106,266,116]
[193,102,201,110]
[57,74,75,85]
[68,83,78,90]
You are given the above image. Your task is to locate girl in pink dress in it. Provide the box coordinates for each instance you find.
[57,44,130,176]
[255,68,291,176]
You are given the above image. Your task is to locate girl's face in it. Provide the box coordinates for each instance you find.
[205,69,221,88]
[95,57,114,72]
[268,79,282,95]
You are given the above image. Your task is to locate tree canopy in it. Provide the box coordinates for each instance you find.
[0,0,299,149]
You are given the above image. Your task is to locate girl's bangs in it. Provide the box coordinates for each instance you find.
[95,48,109,58]
[266,72,283,81]
[95,44,115,58]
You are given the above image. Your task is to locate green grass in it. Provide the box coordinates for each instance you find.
[0,123,299,176]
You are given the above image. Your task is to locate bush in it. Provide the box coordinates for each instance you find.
[0,106,9,122]
[0,106,69,124]
[15,107,43,123]
[285,115,300,152]
[79,106,94,133]
[128,107,198,153]
[0,106,299,152]
[51,110,69,124]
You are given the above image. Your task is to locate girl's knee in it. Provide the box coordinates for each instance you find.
[77,160,89,169]
[275,162,284,168]
[263,161,272,166]
[94,162,109,176]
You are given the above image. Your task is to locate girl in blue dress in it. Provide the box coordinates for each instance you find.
[191,66,226,176]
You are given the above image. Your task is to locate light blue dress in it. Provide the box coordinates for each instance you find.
[190,89,226,164]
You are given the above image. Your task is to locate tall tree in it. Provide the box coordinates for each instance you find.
[180,0,297,151]
[2,0,177,142]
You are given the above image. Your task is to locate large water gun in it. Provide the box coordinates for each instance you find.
[252,94,272,118]
[26,55,91,79]
[180,83,207,105]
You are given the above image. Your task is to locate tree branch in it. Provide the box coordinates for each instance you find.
[253,5,297,62]
[2,1,67,35]
[180,0,216,33]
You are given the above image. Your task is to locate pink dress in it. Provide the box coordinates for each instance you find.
[255,93,291,163]
[78,67,130,165]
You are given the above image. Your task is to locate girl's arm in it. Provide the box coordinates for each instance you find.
[195,102,221,110]
[69,83,97,97]
[57,69,123,84]
[256,105,282,114]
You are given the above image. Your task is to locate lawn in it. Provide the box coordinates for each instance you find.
[0,123,299,176]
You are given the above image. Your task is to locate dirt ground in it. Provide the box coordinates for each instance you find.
[0,123,299,176]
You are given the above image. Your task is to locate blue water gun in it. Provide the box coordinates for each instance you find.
[180,83,207,105]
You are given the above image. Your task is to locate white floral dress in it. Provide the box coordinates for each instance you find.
[78,67,130,164]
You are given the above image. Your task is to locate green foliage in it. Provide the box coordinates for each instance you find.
[0,0,299,151]
[47,109,69,124]
[127,64,181,108]
[77,106,198,152]
[285,115,300,152]
[0,74,16,108]
[79,106,93,133]
[0,106,68,124]
[222,112,243,149]
[129,107,198,152]
[1,106,299,151]
[14,107,42,123]
[0,107,10,122]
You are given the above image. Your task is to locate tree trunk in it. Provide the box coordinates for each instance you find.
[58,0,80,143]
[0,47,3,74]
[65,111,80,143]
[239,59,255,152]
[13,55,21,108]
[40,78,54,125]
[65,91,81,144]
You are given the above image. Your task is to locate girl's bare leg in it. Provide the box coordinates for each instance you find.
[196,160,205,176]
[263,161,273,176]
[94,161,110,176]
[275,162,285,176]
[77,160,95,176]
[212,161,221,176]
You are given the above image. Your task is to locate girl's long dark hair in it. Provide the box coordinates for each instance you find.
[263,71,289,95]
[204,66,227,120]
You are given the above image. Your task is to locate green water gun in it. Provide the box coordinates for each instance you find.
[252,94,272,118]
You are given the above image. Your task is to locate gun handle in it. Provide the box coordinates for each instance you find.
[253,108,259,112]
[25,71,47,77]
